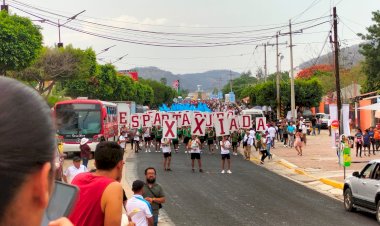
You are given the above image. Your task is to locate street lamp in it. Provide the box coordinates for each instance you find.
[57,10,86,48]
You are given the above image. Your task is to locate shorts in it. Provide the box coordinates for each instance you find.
[200,138,205,143]
[283,134,288,139]
[184,137,190,144]
[156,138,161,142]
[144,137,150,142]
[172,139,179,145]
[207,139,214,145]
[190,153,201,159]
[163,152,172,158]
[221,154,230,160]
[232,142,238,148]
[151,134,155,139]
[363,143,370,148]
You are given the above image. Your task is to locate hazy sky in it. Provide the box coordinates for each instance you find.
[6,0,380,75]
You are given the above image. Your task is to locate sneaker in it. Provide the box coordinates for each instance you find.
[145,150,148,152]
[227,170,232,174]
[221,170,225,174]
[148,149,151,152]
[260,161,264,164]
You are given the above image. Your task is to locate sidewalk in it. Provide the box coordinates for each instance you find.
[240,129,379,200]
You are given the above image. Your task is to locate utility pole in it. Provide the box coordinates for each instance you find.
[229,70,233,92]
[57,10,86,48]
[264,44,267,81]
[1,0,8,12]
[276,33,280,120]
[289,20,296,120]
[333,7,342,134]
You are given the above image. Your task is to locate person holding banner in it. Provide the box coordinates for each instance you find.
[220,135,232,174]
[155,126,163,152]
[230,131,239,156]
[187,135,203,173]
[161,138,172,171]
[172,128,180,153]
[206,128,215,154]
[243,129,254,160]
[183,126,191,153]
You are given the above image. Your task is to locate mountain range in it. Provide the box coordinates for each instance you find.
[120,43,364,92]
[126,67,240,92]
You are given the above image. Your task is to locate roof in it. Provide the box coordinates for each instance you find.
[55,99,117,107]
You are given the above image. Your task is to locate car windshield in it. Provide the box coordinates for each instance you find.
[56,104,101,135]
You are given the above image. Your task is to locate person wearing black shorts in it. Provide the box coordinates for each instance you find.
[220,135,232,174]
[161,138,172,171]
[155,125,163,152]
[187,135,203,173]
[206,128,215,154]
[183,126,191,153]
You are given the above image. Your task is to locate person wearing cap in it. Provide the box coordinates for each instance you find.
[80,137,91,168]
[63,156,88,184]
[127,180,153,226]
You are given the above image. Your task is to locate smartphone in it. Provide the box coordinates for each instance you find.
[41,181,79,226]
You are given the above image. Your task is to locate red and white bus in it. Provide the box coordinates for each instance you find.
[54,99,118,153]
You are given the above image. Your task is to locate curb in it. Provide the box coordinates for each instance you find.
[319,178,344,190]
[277,159,297,169]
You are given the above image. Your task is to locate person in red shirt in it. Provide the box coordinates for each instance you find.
[69,141,128,226]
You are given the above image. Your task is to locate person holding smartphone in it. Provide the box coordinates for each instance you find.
[0,77,73,226]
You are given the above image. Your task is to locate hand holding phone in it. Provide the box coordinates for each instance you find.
[41,181,79,226]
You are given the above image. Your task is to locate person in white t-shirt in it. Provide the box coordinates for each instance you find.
[161,138,172,171]
[127,180,153,226]
[220,135,232,174]
[63,156,88,184]
[267,124,277,148]
[143,128,152,152]
[119,131,127,150]
[187,135,203,173]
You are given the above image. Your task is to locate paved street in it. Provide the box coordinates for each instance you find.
[125,144,379,226]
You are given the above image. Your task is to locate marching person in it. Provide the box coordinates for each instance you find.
[143,127,152,153]
[294,129,304,156]
[155,125,163,152]
[143,167,166,226]
[134,129,142,153]
[172,128,180,153]
[187,135,203,172]
[230,130,239,156]
[119,131,127,152]
[220,135,232,174]
[161,138,172,171]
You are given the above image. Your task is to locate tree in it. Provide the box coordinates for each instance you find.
[0,11,43,75]
[160,77,167,85]
[358,10,380,92]
[242,78,322,111]
[296,64,333,79]
[12,46,96,96]
[140,78,177,108]
[222,71,258,99]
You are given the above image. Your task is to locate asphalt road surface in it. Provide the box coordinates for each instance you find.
[129,145,378,226]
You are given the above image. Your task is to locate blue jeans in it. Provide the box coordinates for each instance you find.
[312,126,316,135]
[82,157,88,168]
[266,144,271,156]
[153,215,158,226]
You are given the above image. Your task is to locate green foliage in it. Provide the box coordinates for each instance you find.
[242,78,322,111]
[140,78,177,108]
[358,10,380,92]
[222,71,258,99]
[0,11,43,75]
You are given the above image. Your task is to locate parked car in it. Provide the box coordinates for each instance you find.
[316,113,330,129]
[343,159,380,223]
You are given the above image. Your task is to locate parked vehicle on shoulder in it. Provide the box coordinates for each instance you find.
[316,113,330,129]
[343,159,380,223]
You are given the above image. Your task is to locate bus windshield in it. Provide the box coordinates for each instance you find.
[56,104,101,135]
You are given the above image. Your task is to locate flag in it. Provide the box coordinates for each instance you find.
[172,80,179,90]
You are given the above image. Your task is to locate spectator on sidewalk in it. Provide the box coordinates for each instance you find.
[63,156,88,184]
[283,121,289,147]
[0,77,74,226]
[287,122,296,148]
[143,167,166,226]
[220,135,232,174]
[355,129,363,157]
[368,127,376,155]
[268,123,277,148]
[374,124,380,151]
[316,117,322,135]
[119,131,127,152]
[243,129,253,160]
[127,180,153,226]
[363,129,371,157]
[79,137,91,168]
[301,123,308,145]
[311,116,317,136]
[260,133,270,164]
[69,141,125,226]
[294,129,304,156]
